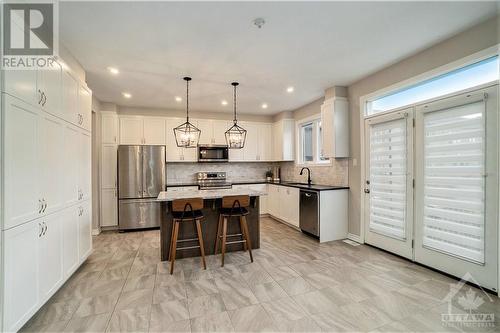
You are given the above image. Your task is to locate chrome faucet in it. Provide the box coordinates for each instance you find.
[300,167,312,185]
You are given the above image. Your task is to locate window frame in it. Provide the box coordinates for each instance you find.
[296,115,331,166]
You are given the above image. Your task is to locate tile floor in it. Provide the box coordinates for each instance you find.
[21,217,499,332]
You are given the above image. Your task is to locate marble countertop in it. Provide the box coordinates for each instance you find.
[166,180,349,191]
[157,188,267,201]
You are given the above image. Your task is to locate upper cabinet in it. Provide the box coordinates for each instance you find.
[195,119,229,145]
[227,122,273,162]
[2,70,38,106]
[273,119,295,161]
[165,118,197,162]
[78,85,92,131]
[61,71,79,126]
[37,62,62,118]
[119,116,165,145]
[101,112,119,144]
[321,97,349,158]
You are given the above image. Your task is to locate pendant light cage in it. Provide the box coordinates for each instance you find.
[174,77,201,148]
[225,82,247,149]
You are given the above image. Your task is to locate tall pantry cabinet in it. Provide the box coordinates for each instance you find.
[1,62,93,332]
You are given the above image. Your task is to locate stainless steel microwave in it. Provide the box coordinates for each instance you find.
[198,145,229,162]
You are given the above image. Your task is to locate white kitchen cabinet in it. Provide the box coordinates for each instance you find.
[38,112,65,215]
[165,117,197,161]
[273,119,295,161]
[38,212,63,303]
[321,97,349,158]
[79,131,92,201]
[143,117,166,144]
[101,145,118,189]
[267,184,281,219]
[61,71,79,125]
[78,201,92,261]
[281,186,299,227]
[3,95,40,230]
[63,123,80,207]
[229,144,245,161]
[232,184,268,214]
[195,119,229,145]
[259,124,273,161]
[61,206,80,277]
[78,84,92,131]
[37,62,62,118]
[243,122,259,161]
[120,117,143,144]
[100,188,118,227]
[2,70,38,106]
[3,220,39,332]
[101,113,119,144]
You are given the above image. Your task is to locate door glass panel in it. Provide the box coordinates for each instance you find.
[422,101,485,263]
[369,118,407,239]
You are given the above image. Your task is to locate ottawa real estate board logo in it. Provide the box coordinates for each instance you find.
[2,1,59,70]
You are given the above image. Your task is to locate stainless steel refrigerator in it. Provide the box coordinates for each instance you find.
[118,145,166,230]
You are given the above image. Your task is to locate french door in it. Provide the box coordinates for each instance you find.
[414,86,498,291]
[364,109,414,259]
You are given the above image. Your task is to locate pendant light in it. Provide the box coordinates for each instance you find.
[225,82,247,149]
[174,77,201,148]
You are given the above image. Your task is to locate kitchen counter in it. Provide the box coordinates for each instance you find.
[166,181,349,191]
[157,188,266,201]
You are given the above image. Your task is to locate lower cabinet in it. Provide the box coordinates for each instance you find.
[3,220,39,332]
[232,184,268,215]
[3,202,92,332]
[267,184,299,228]
[100,188,118,227]
[79,201,92,261]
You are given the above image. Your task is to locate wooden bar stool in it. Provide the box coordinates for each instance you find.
[214,195,253,267]
[169,198,206,274]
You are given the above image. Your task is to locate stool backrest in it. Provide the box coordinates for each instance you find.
[172,198,204,212]
[222,195,250,209]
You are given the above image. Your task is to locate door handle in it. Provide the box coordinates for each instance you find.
[305,193,312,197]
[364,188,370,193]
[42,92,47,106]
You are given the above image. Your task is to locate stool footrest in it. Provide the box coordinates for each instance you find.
[176,245,201,251]
[177,238,199,243]
[219,233,243,238]
[225,240,247,245]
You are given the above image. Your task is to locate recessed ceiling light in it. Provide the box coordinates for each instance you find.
[107,67,119,75]
[122,92,132,99]
[175,96,182,102]
[261,103,268,109]
[221,100,228,106]
[287,86,294,93]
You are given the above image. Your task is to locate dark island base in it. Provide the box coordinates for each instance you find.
[160,197,260,261]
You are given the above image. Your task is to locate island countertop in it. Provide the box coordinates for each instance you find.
[157,188,267,201]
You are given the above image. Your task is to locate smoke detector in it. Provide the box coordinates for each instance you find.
[253,18,266,29]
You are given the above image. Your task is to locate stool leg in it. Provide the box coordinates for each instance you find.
[195,219,207,270]
[241,216,253,263]
[239,216,248,252]
[168,220,176,261]
[221,217,228,267]
[170,221,179,275]
[214,214,222,254]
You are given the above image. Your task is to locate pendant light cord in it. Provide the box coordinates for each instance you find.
[232,82,239,125]
[186,78,190,121]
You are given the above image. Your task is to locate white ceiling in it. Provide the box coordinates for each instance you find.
[60,1,496,115]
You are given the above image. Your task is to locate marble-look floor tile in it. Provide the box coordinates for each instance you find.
[278,276,316,296]
[115,289,154,311]
[250,281,288,303]
[149,299,189,328]
[27,299,81,327]
[185,278,218,298]
[219,286,259,311]
[73,292,120,318]
[187,293,226,319]
[228,304,277,332]
[274,316,322,332]
[20,320,69,333]
[106,304,151,333]
[264,265,300,281]
[311,309,362,332]
[293,288,344,316]
[149,319,190,333]
[190,311,234,332]
[261,297,306,322]
[122,274,155,292]
[339,300,394,331]
[152,283,187,304]
[65,312,112,332]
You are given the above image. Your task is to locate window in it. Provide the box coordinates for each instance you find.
[299,118,329,164]
[367,56,499,115]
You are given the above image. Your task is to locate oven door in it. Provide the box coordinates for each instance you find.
[198,145,228,162]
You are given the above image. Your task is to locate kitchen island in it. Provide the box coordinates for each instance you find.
[157,188,266,261]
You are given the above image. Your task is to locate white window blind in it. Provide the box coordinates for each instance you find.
[423,101,485,263]
[369,118,407,239]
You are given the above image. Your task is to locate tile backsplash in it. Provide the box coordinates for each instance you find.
[166,160,348,187]
[166,162,278,184]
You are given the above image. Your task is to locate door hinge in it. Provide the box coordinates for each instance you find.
[412,179,415,188]
[411,239,414,248]
[412,118,415,127]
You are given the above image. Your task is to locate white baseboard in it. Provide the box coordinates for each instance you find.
[92,228,101,236]
[347,233,363,244]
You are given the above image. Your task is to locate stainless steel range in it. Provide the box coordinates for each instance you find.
[197,172,232,190]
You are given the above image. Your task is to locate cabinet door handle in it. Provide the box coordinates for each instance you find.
[38,199,43,214]
[42,199,47,213]
[42,92,47,106]
[43,222,47,235]
[37,89,43,105]
[38,223,43,237]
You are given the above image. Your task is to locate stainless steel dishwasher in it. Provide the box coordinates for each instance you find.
[300,189,319,238]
